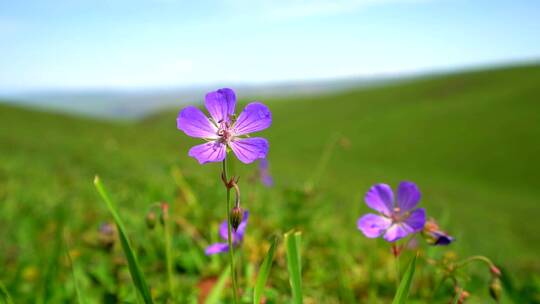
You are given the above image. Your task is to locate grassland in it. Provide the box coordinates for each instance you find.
[1,63,539,303]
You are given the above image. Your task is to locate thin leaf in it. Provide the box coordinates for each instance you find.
[171,166,197,206]
[64,233,86,304]
[253,237,278,304]
[451,290,461,304]
[41,205,65,304]
[0,280,13,304]
[161,205,175,302]
[284,231,303,304]
[94,176,154,304]
[204,267,231,304]
[392,254,418,304]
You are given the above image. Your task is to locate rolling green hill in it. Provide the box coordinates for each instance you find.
[1,63,539,302]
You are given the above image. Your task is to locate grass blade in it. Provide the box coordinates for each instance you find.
[64,232,86,304]
[392,254,418,304]
[284,231,303,304]
[451,290,461,304]
[171,166,197,206]
[41,205,65,304]
[0,280,13,304]
[161,204,175,302]
[204,267,231,304]
[253,236,278,304]
[94,176,154,304]
[64,241,85,304]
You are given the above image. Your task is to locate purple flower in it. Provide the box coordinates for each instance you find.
[205,210,249,255]
[357,181,426,242]
[177,88,272,164]
[423,218,455,246]
[258,158,273,187]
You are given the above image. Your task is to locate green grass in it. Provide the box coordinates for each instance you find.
[1,63,539,302]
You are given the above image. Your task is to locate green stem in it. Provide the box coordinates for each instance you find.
[222,158,239,303]
[430,275,448,301]
[163,206,175,302]
[395,254,401,288]
[455,255,495,269]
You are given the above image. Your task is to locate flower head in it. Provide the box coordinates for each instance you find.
[258,158,273,187]
[357,181,426,242]
[177,88,272,164]
[423,218,454,246]
[205,210,249,255]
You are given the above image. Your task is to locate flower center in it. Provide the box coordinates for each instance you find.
[217,120,234,143]
[390,207,409,223]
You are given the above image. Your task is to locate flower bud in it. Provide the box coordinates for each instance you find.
[146,211,157,229]
[489,277,502,302]
[98,222,116,251]
[230,207,243,231]
[490,265,501,277]
[159,202,169,226]
[454,288,470,304]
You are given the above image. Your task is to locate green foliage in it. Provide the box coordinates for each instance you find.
[94,177,154,304]
[204,267,230,304]
[392,254,417,304]
[0,64,539,302]
[0,280,13,304]
[285,231,303,304]
[253,236,278,304]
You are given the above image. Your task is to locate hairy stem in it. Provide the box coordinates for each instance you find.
[222,158,239,303]
[455,255,495,269]
[392,243,401,288]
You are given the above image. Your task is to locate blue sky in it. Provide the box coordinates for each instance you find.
[1,0,539,93]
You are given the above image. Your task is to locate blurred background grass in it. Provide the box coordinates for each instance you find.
[1,63,539,302]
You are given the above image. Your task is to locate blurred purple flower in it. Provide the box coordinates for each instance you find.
[205,210,249,255]
[258,158,273,187]
[423,218,454,246]
[357,181,426,242]
[177,88,272,164]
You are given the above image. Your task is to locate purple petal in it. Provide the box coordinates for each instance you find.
[234,211,249,241]
[259,159,273,187]
[259,158,269,170]
[205,88,236,123]
[261,174,274,187]
[364,184,394,216]
[188,141,226,164]
[229,137,269,164]
[218,210,249,243]
[433,232,455,246]
[383,224,413,242]
[218,220,229,240]
[403,208,426,232]
[357,214,392,238]
[177,106,218,139]
[396,181,421,212]
[205,243,229,255]
[233,102,272,136]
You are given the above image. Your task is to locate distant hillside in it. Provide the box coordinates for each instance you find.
[1,62,539,280]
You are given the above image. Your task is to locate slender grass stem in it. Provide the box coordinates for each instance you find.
[305,133,340,190]
[222,158,239,303]
[162,204,175,302]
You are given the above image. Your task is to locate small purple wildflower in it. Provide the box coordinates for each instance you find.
[423,218,455,246]
[258,158,273,187]
[205,210,249,255]
[177,88,272,164]
[357,181,426,242]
